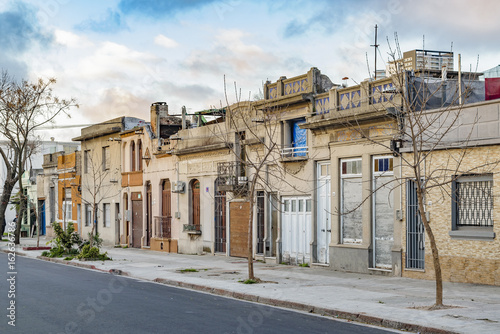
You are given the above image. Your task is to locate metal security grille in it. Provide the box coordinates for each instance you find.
[214,178,226,253]
[456,178,493,227]
[406,180,425,269]
[256,191,265,254]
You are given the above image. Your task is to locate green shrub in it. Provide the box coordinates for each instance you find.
[79,232,103,250]
[41,246,65,258]
[77,244,111,261]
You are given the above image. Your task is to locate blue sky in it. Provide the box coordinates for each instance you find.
[1,0,500,141]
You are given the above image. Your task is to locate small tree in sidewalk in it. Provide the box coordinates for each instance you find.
[208,79,314,281]
[79,146,118,248]
[332,43,494,308]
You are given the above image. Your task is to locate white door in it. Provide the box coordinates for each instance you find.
[281,196,311,264]
[373,156,394,269]
[316,162,331,264]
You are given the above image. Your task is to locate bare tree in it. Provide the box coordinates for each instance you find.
[328,45,491,308]
[208,79,314,281]
[0,71,77,243]
[79,146,119,248]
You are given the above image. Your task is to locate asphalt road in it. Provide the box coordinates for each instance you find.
[0,253,396,334]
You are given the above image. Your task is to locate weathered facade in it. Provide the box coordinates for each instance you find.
[303,75,404,275]
[38,150,81,237]
[73,117,145,245]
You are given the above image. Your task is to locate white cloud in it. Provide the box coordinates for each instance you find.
[54,29,94,48]
[154,34,179,48]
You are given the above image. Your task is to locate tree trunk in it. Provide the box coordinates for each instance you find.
[15,193,26,244]
[416,184,443,306]
[89,204,97,248]
[0,177,17,237]
[247,177,258,280]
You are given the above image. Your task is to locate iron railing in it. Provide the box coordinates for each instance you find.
[154,216,172,239]
[280,146,308,158]
[183,224,201,232]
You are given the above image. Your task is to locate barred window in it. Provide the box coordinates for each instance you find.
[453,175,493,227]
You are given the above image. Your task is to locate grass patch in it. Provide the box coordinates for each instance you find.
[180,268,199,273]
[239,279,258,284]
[299,263,309,267]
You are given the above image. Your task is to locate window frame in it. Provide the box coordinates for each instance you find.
[450,174,495,240]
[340,157,363,244]
[102,146,110,171]
[103,203,111,228]
[84,150,90,174]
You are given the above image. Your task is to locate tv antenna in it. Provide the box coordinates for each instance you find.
[371,24,379,79]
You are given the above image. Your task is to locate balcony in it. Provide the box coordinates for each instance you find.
[280,146,308,162]
[154,216,171,239]
[121,171,143,187]
[216,161,248,193]
[183,224,201,235]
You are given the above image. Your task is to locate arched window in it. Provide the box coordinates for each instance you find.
[130,141,136,171]
[138,139,143,171]
[122,143,127,171]
[190,179,200,231]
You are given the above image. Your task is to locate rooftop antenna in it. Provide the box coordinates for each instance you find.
[371,24,379,79]
[450,41,453,52]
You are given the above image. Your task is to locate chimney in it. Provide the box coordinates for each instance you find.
[150,102,168,137]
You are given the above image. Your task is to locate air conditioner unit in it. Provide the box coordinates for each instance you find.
[171,181,185,193]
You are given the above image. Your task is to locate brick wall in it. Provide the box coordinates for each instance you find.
[402,145,500,285]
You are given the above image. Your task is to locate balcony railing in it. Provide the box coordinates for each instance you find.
[154,216,172,239]
[280,146,308,158]
[216,161,248,192]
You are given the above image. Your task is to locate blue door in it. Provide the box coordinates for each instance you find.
[41,201,46,235]
[292,120,307,156]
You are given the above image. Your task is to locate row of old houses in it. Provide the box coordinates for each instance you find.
[34,49,500,286]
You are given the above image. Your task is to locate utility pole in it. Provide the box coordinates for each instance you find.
[371,24,379,80]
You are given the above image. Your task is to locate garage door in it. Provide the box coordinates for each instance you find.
[281,196,311,264]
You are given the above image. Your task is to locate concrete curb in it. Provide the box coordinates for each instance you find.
[36,256,117,275]
[151,277,458,334]
[7,250,459,334]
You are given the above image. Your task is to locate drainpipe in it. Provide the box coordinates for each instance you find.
[458,54,462,105]
[176,161,180,219]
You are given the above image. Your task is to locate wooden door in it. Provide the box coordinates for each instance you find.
[132,195,143,248]
[192,180,200,230]
[229,201,250,258]
[161,180,172,238]
[162,180,171,217]
[146,183,152,246]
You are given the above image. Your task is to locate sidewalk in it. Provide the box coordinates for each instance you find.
[4,237,500,334]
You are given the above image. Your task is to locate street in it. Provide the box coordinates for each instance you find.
[0,253,396,334]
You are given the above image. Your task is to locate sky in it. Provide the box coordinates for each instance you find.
[1,0,499,141]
